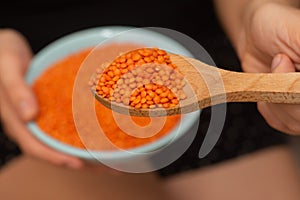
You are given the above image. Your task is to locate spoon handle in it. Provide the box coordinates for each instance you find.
[182,57,300,110]
[221,70,300,104]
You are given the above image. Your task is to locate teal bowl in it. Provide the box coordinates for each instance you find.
[26,26,200,172]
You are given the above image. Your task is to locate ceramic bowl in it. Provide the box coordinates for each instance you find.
[26,26,200,172]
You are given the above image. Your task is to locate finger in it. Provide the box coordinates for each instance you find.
[271,53,296,73]
[0,87,84,169]
[0,53,38,121]
[270,54,300,133]
[258,102,300,134]
[241,52,271,73]
[259,51,300,134]
[0,29,32,72]
[257,54,300,134]
[257,102,289,132]
[20,133,84,169]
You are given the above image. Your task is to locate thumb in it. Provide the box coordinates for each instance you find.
[0,54,38,121]
[271,54,296,73]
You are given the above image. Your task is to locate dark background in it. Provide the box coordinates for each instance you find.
[0,0,288,176]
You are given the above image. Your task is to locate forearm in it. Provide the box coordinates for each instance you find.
[213,0,299,54]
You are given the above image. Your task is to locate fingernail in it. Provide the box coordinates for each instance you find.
[271,54,282,70]
[19,100,35,120]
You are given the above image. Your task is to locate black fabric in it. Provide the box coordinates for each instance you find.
[0,0,288,176]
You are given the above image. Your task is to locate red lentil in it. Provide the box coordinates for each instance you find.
[92,48,187,109]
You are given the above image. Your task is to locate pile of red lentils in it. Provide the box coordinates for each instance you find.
[92,48,187,109]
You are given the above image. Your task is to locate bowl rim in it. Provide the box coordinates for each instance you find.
[26,25,200,160]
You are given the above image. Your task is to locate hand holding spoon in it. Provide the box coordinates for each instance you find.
[91,48,300,117]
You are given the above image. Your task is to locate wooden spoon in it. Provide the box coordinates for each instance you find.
[93,53,300,117]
